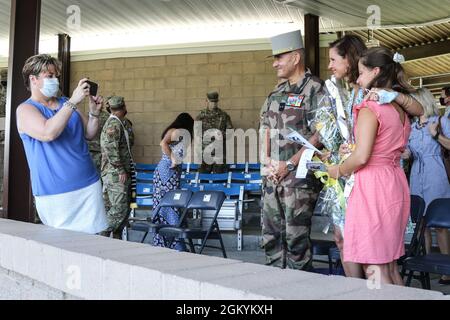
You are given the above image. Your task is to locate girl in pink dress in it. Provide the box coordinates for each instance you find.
[327,47,414,286]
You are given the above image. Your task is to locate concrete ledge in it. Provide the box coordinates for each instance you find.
[0,218,447,300]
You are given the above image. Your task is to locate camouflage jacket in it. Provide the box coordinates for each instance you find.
[260,69,324,188]
[196,107,233,147]
[100,116,132,176]
[0,85,6,118]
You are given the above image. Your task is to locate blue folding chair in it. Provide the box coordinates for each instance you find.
[403,198,450,289]
[136,172,154,182]
[228,163,246,173]
[158,191,228,257]
[229,172,261,184]
[197,173,230,185]
[129,190,193,244]
[246,163,261,173]
[135,163,158,172]
[180,172,198,185]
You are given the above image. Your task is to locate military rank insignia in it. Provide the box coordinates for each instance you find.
[286,94,305,108]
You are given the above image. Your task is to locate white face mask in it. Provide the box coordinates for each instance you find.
[39,77,59,98]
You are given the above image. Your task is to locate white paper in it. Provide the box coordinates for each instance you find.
[296,149,314,179]
[203,194,211,202]
[174,193,181,200]
[285,131,323,155]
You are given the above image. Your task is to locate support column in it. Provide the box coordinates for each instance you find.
[304,13,320,76]
[58,34,71,97]
[2,0,41,221]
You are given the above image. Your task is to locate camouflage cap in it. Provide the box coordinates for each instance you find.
[106,96,125,109]
[269,30,304,57]
[206,91,219,102]
[0,69,7,82]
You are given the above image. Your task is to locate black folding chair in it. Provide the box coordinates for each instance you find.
[403,198,450,289]
[128,189,193,244]
[158,191,227,258]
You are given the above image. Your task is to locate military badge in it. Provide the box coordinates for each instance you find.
[286,94,305,108]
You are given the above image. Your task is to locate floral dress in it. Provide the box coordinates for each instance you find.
[152,140,186,251]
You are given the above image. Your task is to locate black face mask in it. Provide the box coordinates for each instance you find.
[440,97,446,106]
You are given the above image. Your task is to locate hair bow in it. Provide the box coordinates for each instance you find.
[393,52,405,64]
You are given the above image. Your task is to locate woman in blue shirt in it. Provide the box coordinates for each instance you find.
[403,88,450,284]
[16,54,108,234]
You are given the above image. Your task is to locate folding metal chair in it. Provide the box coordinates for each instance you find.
[197,173,230,185]
[128,189,193,244]
[403,198,450,289]
[158,191,227,257]
[228,163,246,173]
[399,195,426,273]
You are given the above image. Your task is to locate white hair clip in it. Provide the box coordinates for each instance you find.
[393,52,405,64]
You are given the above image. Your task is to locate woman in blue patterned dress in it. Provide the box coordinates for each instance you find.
[153,113,194,251]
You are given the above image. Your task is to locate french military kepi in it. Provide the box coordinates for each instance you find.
[268,29,304,57]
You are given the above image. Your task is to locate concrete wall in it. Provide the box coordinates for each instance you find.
[70,49,332,164]
[0,218,447,300]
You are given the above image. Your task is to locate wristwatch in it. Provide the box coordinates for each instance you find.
[286,160,296,172]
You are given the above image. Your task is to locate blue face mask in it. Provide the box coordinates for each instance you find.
[377,90,399,104]
[40,77,59,98]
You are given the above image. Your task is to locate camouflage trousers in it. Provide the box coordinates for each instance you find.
[90,151,102,174]
[262,180,318,270]
[102,172,131,235]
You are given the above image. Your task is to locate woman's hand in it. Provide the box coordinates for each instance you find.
[89,95,103,115]
[429,121,439,137]
[339,143,352,158]
[327,165,340,179]
[69,78,90,105]
[364,88,399,104]
[401,149,411,160]
[318,150,331,162]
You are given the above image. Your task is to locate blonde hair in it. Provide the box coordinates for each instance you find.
[413,88,439,118]
[22,54,61,91]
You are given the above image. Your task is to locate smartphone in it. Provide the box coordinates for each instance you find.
[86,80,98,96]
[306,161,327,172]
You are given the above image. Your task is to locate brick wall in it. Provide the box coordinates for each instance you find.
[70,49,332,164]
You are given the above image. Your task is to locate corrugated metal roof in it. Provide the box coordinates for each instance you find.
[0,0,448,81]
[279,0,450,29]
[348,22,450,50]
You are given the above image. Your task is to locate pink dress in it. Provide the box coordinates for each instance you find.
[344,100,411,264]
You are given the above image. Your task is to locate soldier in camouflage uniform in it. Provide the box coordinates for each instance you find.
[100,96,133,238]
[260,30,324,270]
[196,92,233,173]
[88,104,110,173]
[0,69,6,118]
[0,69,6,208]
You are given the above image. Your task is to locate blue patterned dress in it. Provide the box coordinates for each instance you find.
[152,140,186,251]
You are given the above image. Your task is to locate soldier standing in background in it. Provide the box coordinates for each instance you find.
[196,91,233,173]
[260,30,324,271]
[100,96,133,238]
[87,97,110,173]
[0,69,7,207]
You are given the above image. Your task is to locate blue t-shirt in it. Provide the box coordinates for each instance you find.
[19,97,99,196]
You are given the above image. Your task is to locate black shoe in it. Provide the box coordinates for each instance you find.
[438,278,450,285]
